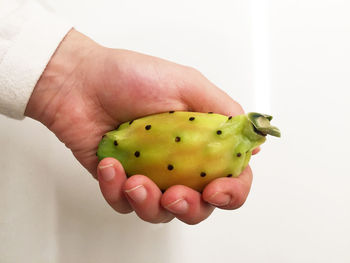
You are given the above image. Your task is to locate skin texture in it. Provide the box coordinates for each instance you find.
[25,29,255,224]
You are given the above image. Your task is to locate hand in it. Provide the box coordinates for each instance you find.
[25,29,253,224]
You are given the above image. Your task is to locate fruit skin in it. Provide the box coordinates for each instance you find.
[97,111,280,192]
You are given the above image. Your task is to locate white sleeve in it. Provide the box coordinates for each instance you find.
[0,1,72,120]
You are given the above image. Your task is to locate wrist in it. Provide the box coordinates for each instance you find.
[24,29,99,127]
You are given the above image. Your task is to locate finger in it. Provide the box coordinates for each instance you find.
[202,166,253,210]
[181,69,244,116]
[161,185,215,225]
[97,158,133,214]
[252,147,261,155]
[123,175,175,224]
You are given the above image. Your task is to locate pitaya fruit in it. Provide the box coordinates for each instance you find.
[97,111,280,191]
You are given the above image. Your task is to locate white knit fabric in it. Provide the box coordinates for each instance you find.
[0,1,72,119]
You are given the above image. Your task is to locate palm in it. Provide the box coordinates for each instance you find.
[51,49,203,177]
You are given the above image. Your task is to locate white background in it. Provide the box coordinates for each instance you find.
[1,0,350,262]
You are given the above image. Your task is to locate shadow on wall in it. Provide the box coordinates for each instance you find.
[0,116,178,262]
[53,162,176,263]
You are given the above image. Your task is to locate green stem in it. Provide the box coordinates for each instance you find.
[247,112,281,137]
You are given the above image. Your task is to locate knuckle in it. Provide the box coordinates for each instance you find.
[186,66,202,76]
[109,201,133,214]
[116,207,134,214]
[228,194,246,210]
[184,218,203,225]
[136,210,173,224]
[140,215,168,224]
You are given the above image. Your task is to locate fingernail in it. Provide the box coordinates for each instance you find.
[208,192,231,207]
[125,185,147,203]
[165,198,189,214]
[99,164,115,182]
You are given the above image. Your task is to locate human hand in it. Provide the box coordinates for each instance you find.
[25,29,254,224]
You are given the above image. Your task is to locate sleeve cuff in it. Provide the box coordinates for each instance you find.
[0,2,72,119]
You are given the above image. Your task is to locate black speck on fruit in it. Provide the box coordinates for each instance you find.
[189,117,195,121]
[200,172,206,177]
[167,164,174,170]
[114,140,118,146]
[145,125,151,130]
[217,130,222,135]
[175,136,181,142]
[169,111,175,113]
[237,153,242,157]
[134,151,140,157]
[227,174,233,177]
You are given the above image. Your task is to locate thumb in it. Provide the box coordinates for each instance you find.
[180,69,244,116]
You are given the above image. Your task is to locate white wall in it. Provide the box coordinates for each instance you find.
[1,0,349,262]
